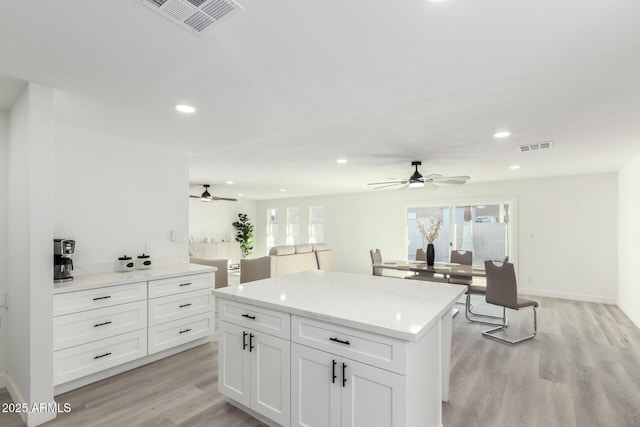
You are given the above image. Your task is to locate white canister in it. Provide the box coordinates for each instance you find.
[137,253,152,270]
[117,255,135,272]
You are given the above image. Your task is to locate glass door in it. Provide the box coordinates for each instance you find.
[407,206,451,262]
[453,203,509,265]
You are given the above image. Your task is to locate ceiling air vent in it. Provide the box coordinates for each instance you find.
[139,0,243,34]
[518,141,553,152]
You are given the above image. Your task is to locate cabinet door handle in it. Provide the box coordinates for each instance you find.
[94,352,112,360]
[342,363,347,387]
[243,331,248,350]
[179,282,192,287]
[241,314,256,320]
[179,328,192,334]
[93,296,111,301]
[249,333,255,352]
[332,360,337,384]
[179,303,192,308]
[94,321,112,327]
[330,337,350,345]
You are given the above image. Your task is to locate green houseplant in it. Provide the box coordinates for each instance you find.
[232,213,254,258]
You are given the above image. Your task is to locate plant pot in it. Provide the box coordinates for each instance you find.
[426,243,435,267]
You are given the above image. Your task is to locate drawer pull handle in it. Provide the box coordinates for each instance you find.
[179,282,192,287]
[243,331,248,350]
[93,296,111,301]
[332,360,337,384]
[179,328,192,334]
[342,363,347,387]
[94,352,112,360]
[179,303,192,308]
[94,321,112,327]
[249,333,255,352]
[330,337,351,345]
[242,314,256,320]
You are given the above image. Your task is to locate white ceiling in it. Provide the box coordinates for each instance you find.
[1,0,639,200]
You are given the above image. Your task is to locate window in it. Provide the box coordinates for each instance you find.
[286,207,300,245]
[407,202,511,264]
[267,208,279,249]
[309,206,324,243]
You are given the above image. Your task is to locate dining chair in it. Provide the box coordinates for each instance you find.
[482,260,538,344]
[449,250,473,285]
[415,248,427,262]
[369,248,383,276]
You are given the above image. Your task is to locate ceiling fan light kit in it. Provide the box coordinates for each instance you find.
[368,160,470,190]
[190,184,238,202]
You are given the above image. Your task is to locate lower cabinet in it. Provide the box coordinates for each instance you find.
[291,343,405,427]
[218,320,291,427]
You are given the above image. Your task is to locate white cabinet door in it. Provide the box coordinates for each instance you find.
[341,359,406,427]
[218,321,251,407]
[252,332,291,427]
[291,343,341,427]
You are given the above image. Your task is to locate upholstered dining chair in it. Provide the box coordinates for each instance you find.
[370,249,383,276]
[415,248,427,262]
[482,260,538,344]
[449,250,473,285]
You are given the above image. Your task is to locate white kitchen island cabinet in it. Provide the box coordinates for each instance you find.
[214,270,466,427]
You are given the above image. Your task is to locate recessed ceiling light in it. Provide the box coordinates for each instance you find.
[280,188,286,192]
[336,158,348,164]
[509,165,520,170]
[175,104,196,113]
[225,181,233,185]
[494,131,511,138]
[238,193,244,197]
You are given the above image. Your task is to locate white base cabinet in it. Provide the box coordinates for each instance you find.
[219,320,291,427]
[291,342,406,427]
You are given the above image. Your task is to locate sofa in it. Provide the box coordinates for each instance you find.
[189,257,228,288]
[240,243,334,283]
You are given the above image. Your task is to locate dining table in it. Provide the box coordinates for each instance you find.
[372,260,486,280]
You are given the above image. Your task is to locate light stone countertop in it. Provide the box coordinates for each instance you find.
[53,263,216,294]
[214,270,466,341]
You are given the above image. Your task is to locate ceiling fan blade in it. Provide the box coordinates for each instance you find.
[424,182,439,189]
[433,175,470,181]
[422,174,443,180]
[373,182,404,190]
[210,196,238,201]
[431,179,467,185]
[189,195,200,199]
[368,180,406,186]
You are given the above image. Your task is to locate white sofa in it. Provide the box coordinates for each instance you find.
[240,243,334,283]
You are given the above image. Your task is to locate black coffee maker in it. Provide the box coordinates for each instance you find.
[54,239,75,283]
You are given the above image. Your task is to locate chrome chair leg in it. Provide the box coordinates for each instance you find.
[482,306,537,344]
[464,295,507,326]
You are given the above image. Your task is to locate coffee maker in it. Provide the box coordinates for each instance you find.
[54,239,75,283]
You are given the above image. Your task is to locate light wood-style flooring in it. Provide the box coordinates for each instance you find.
[1,295,639,427]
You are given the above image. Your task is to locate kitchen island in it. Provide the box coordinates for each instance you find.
[214,270,466,427]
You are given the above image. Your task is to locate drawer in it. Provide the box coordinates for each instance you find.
[53,329,147,385]
[291,316,407,374]
[54,282,147,316]
[148,312,213,355]
[148,273,213,299]
[148,289,213,326]
[219,299,290,339]
[54,301,147,351]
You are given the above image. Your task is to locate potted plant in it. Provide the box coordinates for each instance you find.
[233,213,254,258]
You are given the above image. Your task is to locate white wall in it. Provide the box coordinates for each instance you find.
[189,198,257,243]
[618,154,640,328]
[54,125,190,272]
[256,173,618,304]
[7,84,56,426]
[0,111,8,383]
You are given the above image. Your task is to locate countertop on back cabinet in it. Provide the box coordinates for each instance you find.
[213,270,466,342]
[54,264,216,294]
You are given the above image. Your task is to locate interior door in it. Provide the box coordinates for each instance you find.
[291,343,341,427]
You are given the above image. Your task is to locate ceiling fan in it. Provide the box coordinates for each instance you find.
[189,184,237,202]
[368,161,470,190]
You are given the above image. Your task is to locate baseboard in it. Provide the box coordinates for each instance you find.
[518,287,617,305]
